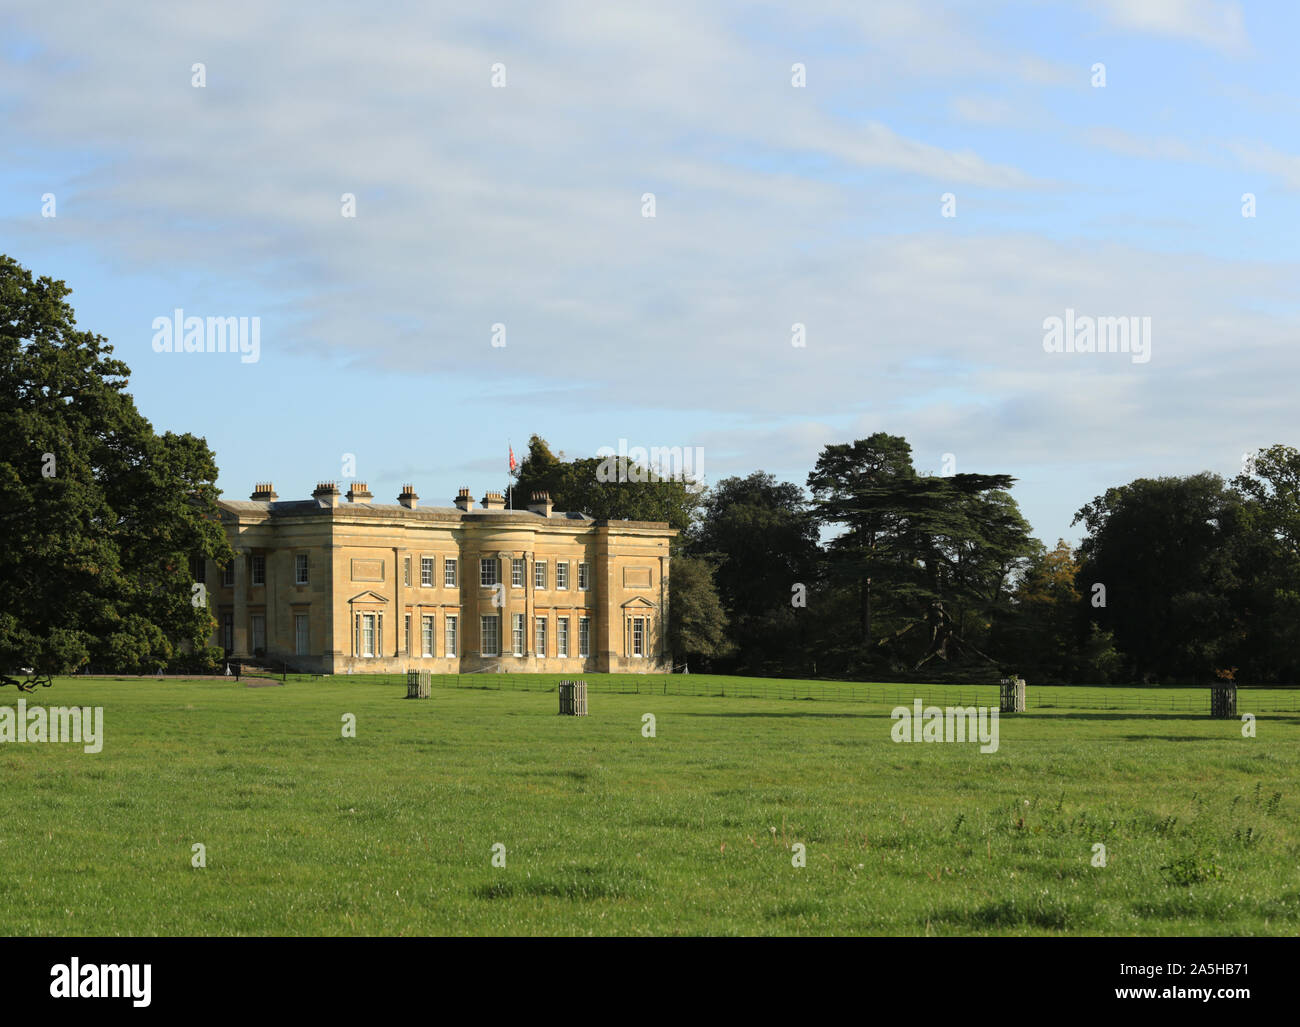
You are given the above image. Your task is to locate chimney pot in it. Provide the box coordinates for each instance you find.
[397,484,419,510]
[528,490,553,517]
[312,481,341,508]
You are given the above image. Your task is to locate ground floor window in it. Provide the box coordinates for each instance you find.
[631,616,645,657]
[295,614,309,656]
[422,615,435,657]
[356,612,381,657]
[557,617,569,657]
[511,613,524,656]
[252,614,266,654]
[445,615,458,656]
[579,617,590,658]
[535,616,547,657]
[481,615,500,657]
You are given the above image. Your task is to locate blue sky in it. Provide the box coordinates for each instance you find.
[3,0,1298,544]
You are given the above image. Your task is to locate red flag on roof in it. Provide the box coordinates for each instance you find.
[509,445,517,473]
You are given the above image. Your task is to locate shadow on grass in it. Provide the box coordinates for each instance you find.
[671,711,869,719]
[1030,711,1300,724]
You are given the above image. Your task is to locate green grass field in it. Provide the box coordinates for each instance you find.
[1,674,1297,936]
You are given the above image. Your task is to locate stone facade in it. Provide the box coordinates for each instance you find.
[206,483,676,674]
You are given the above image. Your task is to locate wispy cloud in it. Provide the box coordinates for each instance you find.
[1091,0,1251,56]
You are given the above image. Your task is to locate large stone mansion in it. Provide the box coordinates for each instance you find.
[203,482,676,674]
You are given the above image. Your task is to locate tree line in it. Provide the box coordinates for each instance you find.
[513,433,1300,686]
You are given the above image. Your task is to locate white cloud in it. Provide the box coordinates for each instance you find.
[1091,0,1251,56]
[1225,141,1300,190]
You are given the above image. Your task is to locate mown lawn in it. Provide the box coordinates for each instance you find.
[0,675,1296,935]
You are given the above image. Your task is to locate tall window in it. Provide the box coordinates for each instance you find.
[295,554,309,585]
[534,561,547,589]
[444,558,457,587]
[557,617,569,657]
[222,562,235,587]
[221,612,234,651]
[632,617,645,657]
[535,616,547,657]
[404,614,411,655]
[421,557,434,586]
[252,614,266,653]
[512,558,525,587]
[445,615,458,657]
[295,614,309,656]
[556,562,569,590]
[361,613,376,657]
[251,554,266,585]
[578,562,590,591]
[191,555,206,584]
[511,613,525,656]
[422,616,435,657]
[579,617,590,658]
[480,558,499,587]
[403,557,412,586]
[481,615,500,657]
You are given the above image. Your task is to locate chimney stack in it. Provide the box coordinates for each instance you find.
[528,490,553,517]
[481,491,506,511]
[346,482,373,504]
[453,487,473,512]
[397,484,419,510]
[312,482,340,508]
[250,482,277,502]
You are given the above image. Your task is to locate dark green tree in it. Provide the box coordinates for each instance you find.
[510,434,701,535]
[0,255,231,677]
[667,554,731,667]
[1231,445,1300,683]
[1073,473,1244,683]
[692,472,819,674]
[808,434,1033,675]
[806,434,915,659]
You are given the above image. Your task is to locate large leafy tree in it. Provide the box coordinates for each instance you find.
[1073,473,1244,683]
[808,434,1033,675]
[0,255,231,677]
[510,433,700,535]
[666,554,731,667]
[806,434,915,657]
[692,472,819,675]
[1231,445,1300,683]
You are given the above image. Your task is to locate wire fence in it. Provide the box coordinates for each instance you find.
[274,671,1300,714]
